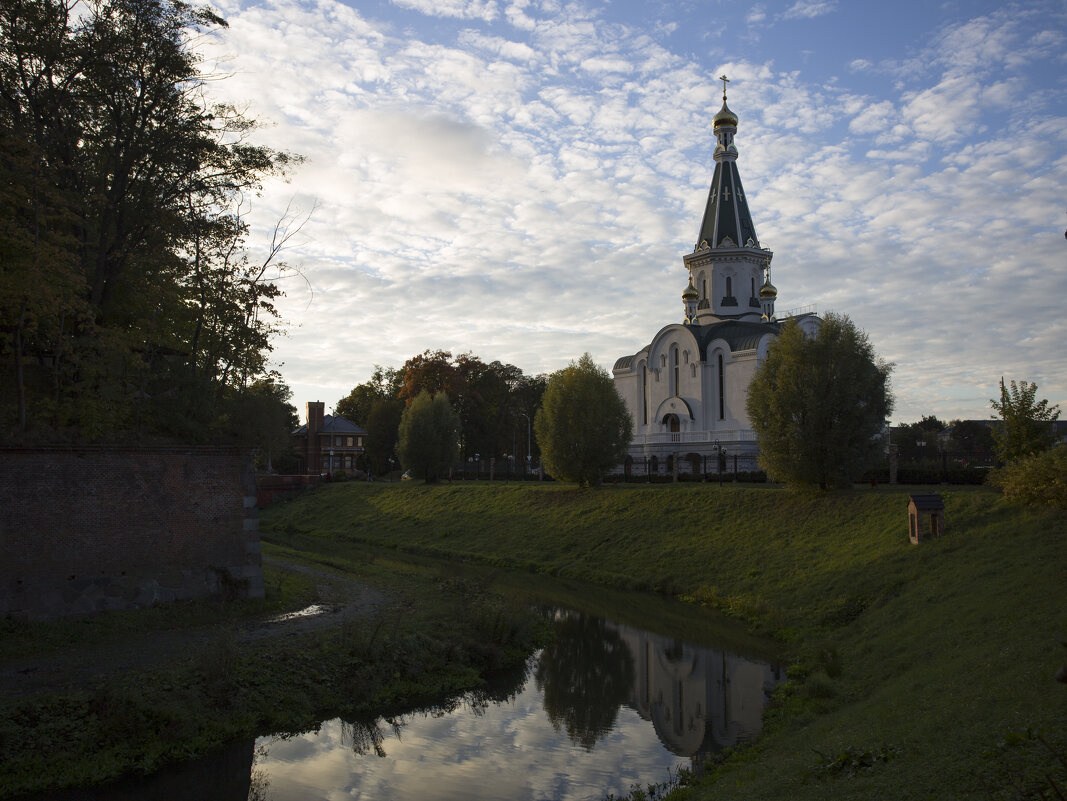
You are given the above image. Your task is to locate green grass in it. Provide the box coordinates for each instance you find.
[261,480,1067,800]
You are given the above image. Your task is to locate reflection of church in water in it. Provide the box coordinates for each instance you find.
[613,622,782,767]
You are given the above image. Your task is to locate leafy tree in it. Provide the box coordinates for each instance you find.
[336,365,402,425]
[893,415,946,463]
[534,353,632,487]
[399,349,465,407]
[944,419,995,465]
[397,391,460,483]
[747,313,894,490]
[219,377,299,471]
[0,0,298,442]
[989,378,1061,463]
[364,396,404,475]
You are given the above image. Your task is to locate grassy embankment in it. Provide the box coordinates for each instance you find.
[0,544,542,797]
[262,479,1067,800]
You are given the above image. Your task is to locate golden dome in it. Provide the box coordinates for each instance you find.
[759,277,777,298]
[682,278,699,300]
[713,100,738,128]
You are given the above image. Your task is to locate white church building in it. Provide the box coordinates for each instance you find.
[613,82,819,478]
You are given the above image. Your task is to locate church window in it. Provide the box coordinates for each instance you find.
[751,276,756,297]
[641,364,648,425]
[726,276,732,297]
[718,354,725,420]
[671,346,679,395]
[701,275,707,299]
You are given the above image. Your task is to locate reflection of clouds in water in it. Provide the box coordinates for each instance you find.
[253,615,780,801]
[255,677,684,801]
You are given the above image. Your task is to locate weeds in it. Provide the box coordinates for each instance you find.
[806,744,904,781]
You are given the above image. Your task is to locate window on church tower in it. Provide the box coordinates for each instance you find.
[726,276,732,297]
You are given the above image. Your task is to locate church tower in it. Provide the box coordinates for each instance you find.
[682,76,773,325]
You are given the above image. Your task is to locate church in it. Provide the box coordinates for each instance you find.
[613,80,819,478]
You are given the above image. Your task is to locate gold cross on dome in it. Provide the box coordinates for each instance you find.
[719,74,729,100]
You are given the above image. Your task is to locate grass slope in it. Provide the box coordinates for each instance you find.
[262,481,1067,800]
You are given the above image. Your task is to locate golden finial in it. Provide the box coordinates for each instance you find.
[719,74,730,101]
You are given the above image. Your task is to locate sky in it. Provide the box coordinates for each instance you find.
[199,0,1067,424]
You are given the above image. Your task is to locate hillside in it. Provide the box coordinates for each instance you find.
[261,481,1067,800]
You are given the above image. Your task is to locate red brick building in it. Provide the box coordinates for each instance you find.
[292,401,367,474]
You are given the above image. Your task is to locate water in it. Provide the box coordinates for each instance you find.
[25,602,781,801]
[247,609,781,801]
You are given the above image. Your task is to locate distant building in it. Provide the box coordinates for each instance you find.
[613,80,818,476]
[292,401,366,474]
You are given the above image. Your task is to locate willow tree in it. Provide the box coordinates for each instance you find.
[746,313,894,490]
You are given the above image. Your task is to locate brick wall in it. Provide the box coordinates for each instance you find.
[0,447,264,620]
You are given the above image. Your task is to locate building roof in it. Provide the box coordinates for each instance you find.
[691,319,778,356]
[694,99,763,252]
[293,414,367,436]
[908,494,944,511]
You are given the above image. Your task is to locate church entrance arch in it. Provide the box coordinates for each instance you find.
[663,413,680,442]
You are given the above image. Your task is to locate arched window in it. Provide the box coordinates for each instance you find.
[641,364,648,425]
[718,353,725,420]
[751,276,756,297]
[671,346,679,395]
[725,276,733,297]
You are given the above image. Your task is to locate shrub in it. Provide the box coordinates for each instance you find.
[987,446,1067,509]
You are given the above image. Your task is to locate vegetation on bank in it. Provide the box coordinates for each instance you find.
[262,480,1067,800]
[0,554,544,798]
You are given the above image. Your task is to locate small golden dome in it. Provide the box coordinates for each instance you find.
[682,278,699,300]
[713,100,738,128]
[759,277,777,298]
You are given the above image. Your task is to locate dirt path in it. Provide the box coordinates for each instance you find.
[0,556,389,698]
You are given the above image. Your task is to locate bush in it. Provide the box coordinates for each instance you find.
[987,446,1067,509]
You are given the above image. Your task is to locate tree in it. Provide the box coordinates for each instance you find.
[894,415,946,463]
[0,0,298,442]
[364,396,404,475]
[336,365,402,425]
[944,419,995,465]
[746,313,894,490]
[989,378,1061,463]
[397,391,460,483]
[398,349,465,407]
[534,353,632,487]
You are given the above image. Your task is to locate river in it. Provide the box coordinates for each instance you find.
[25,587,782,800]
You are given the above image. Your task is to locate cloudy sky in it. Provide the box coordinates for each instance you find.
[200,0,1067,424]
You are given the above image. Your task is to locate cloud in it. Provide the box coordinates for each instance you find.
[200,0,1067,423]
[390,0,500,23]
[782,0,837,20]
